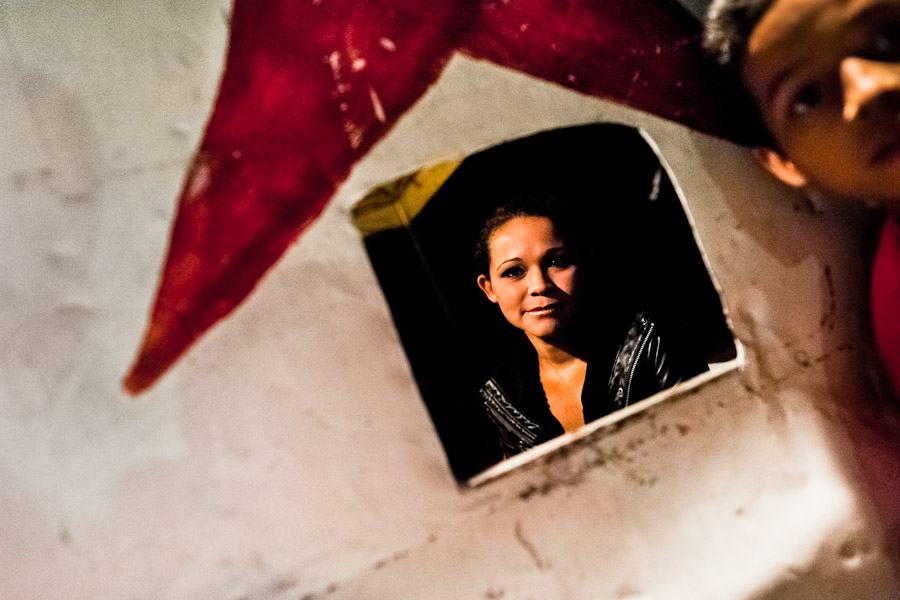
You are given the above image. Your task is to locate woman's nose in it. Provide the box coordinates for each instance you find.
[841,57,900,121]
[527,269,552,294]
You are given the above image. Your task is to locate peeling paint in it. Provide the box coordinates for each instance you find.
[368,85,386,123]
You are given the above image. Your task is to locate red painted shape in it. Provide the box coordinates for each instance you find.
[462,0,758,142]
[872,217,900,399]
[124,0,764,394]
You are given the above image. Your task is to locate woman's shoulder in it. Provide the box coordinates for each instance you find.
[610,306,709,403]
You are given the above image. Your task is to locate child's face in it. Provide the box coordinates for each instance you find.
[742,0,900,207]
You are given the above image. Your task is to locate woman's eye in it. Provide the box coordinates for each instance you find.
[548,255,573,269]
[500,266,524,278]
[789,84,821,117]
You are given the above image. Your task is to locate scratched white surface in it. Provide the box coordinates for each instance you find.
[2,2,900,599]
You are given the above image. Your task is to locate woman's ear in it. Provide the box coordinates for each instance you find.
[751,147,808,188]
[477,274,498,303]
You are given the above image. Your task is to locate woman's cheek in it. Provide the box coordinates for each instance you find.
[558,268,579,295]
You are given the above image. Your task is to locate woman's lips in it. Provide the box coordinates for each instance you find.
[526,304,561,316]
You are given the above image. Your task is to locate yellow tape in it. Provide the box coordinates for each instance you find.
[351,160,462,236]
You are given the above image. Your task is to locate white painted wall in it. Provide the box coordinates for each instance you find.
[3,2,900,599]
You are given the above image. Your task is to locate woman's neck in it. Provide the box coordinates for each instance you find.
[527,333,588,433]
[525,331,585,366]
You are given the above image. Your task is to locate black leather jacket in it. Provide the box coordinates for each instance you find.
[479,309,707,457]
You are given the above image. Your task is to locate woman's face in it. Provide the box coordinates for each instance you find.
[477,216,583,343]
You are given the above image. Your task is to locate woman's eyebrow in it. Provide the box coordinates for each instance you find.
[496,257,522,270]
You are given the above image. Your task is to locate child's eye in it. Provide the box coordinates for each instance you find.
[873,21,900,59]
[789,84,822,116]
[500,266,524,278]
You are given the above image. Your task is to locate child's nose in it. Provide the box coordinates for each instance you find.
[841,57,900,121]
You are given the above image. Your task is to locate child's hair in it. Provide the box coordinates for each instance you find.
[703,0,776,70]
[474,193,578,276]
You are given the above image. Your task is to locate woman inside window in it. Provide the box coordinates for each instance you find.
[475,194,708,457]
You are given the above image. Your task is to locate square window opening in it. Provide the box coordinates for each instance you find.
[352,123,739,484]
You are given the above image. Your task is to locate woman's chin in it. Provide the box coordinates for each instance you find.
[524,323,569,345]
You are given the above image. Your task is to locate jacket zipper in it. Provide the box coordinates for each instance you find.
[625,321,653,407]
[481,380,538,443]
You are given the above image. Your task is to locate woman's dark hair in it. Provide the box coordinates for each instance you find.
[475,193,580,276]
